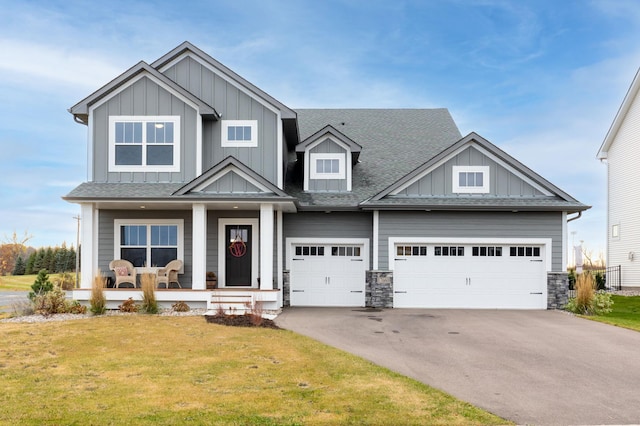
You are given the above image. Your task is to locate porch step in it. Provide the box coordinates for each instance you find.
[208,292,254,316]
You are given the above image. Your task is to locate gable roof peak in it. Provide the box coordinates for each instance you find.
[597,66,640,159]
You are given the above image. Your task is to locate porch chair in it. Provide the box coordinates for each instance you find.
[109,259,137,288]
[156,259,183,289]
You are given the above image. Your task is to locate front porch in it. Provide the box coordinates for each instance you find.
[71,288,281,316]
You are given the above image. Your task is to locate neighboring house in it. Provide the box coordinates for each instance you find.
[65,42,589,312]
[597,67,640,289]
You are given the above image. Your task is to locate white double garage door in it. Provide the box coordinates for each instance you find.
[288,238,550,309]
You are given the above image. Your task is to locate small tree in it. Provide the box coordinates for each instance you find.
[28,269,53,301]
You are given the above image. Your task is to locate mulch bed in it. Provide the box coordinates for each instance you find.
[204,313,280,329]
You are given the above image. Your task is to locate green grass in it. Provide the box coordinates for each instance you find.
[0,274,36,291]
[587,295,640,332]
[0,315,508,425]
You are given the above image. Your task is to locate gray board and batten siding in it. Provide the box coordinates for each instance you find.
[397,145,548,197]
[283,212,374,269]
[307,138,349,192]
[377,211,564,271]
[162,55,280,186]
[201,171,263,194]
[99,210,194,287]
[92,76,199,184]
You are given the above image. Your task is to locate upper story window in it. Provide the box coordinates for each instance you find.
[452,166,490,194]
[612,224,620,239]
[309,153,345,179]
[222,120,258,147]
[109,116,180,172]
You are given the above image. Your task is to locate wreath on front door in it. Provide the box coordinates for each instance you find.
[229,228,247,257]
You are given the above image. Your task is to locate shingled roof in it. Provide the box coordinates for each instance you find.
[286,108,463,208]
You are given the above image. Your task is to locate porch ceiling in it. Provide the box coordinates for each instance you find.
[89,200,297,212]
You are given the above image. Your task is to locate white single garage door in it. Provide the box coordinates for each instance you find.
[288,239,368,307]
[392,240,548,309]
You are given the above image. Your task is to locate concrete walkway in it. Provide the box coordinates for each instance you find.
[276,308,640,425]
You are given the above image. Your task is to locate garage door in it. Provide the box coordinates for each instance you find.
[289,241,368,307]
[393,242,547,309]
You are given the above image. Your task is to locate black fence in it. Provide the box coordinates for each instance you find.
[569,265,621,297]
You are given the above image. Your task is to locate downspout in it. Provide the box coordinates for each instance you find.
[567,211,582,222]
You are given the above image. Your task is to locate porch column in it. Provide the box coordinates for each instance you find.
[260,203,274,290]
[192,204,207,290]
[80,203,96,289]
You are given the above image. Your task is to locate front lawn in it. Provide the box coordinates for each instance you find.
[0,274,36,291]
[0,315,507,425]
[586,295,640,332]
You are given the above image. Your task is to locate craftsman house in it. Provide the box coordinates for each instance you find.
[65,42,588,312]
[597,67,640,288]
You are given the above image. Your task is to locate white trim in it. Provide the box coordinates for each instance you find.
[373,210,379,270]
[309,153,346,179]
[80,203,95,289]
[562,211,567,270]
[260,204,274,290]
[196,117,203,176]
[192,204,207,290]
[285,237,370,271]
[218,218,260,288]
[277,111,283,189]
[221,120,258,147]
[113,219,185,268]
[108,115,181,173]
[87,116,94,181]
[276,210,283,306]
[388,237,552,273]
[452,165,490,194]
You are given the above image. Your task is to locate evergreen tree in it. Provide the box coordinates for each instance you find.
[13,256,26,275]
[66,246,76,272]
[33,249,46,272]
[54,247,66,273]
[29,269,53,300]
[43,247,54,273]
[25,252,36,275]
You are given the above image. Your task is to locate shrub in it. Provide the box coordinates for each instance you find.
[567,269,576,290]
[574,272,595,313]
[140,273,158,314]
[245,300,264,326]
[11,299,35,317]
[28,269,53,301]
[53,272,75,290]
[594,272,606,291]
[90,273,107,315]
[119,297,139,313]
[591,291,614,315]
[32,285,87,316]
[171,301,190,312]
[565,272,614,316]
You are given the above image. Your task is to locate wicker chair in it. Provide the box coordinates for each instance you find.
[109,259,137,288]
[156,259,183,289]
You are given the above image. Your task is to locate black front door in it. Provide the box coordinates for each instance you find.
[225,225,252,286]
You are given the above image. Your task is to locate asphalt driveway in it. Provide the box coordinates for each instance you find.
[0,291,29,313]
[276,308,640,425]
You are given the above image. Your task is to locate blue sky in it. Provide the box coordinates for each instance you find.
[1,0,639,261]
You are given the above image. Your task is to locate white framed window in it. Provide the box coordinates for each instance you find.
[114,219,184,268]
[109,116,180,172]
[221,120,258,147]
[310,153,345,179]
[452,166,490,194]
[612,224,620,239]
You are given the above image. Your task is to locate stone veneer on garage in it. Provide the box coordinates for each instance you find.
[365,271,394,308]
[547,272,569,309]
